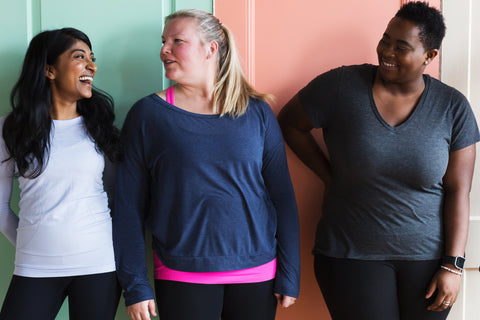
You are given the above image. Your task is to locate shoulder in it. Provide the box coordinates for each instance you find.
[245,98,282,135]
[0,116,11,159]
[246,98,275,119]
[0,115,9,139]
[132,94,164,111]
[427,76,468,102]
[312,63,374,81]
[125,94,165,122]
[0,115,7,129]
[156,90,167,101]
[247,97,271,111]
[340,64,376,84]
[302,64,374,95]
[425,77,480,146]
[425,76,471,115]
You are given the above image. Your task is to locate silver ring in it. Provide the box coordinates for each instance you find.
[442,301,450,306]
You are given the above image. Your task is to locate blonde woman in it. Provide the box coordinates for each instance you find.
[113,9,300,320]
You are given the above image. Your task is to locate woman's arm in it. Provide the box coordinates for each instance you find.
[426,144,476,311]
[277,94,332,188]
[0,125,18,246]
[112,105,156,316]
[0,170,18,246]
[261,103,300,302]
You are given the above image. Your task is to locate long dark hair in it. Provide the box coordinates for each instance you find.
[3,27,122,178]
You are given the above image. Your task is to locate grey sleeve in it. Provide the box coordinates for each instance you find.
[297,67,343,128]
[449,90,480,151]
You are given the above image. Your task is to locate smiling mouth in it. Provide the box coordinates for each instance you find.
[79,75,93,83]
[381,59,398,68]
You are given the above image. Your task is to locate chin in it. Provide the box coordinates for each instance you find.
[165,73,176,81]
[81,92,93,99]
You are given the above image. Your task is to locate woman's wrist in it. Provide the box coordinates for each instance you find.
[440,264,463,276]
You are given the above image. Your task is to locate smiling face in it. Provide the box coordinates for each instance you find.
[376,17,436,85]
[160,17,213,85]
[47,39,97,104]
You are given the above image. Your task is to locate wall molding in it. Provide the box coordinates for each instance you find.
[246,0,255,85]
[26,0,41,42]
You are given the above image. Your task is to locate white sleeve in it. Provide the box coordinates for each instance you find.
[0,118,18,246]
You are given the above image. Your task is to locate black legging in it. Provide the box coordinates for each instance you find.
[154,279,277,320]
[0,271,120,320]
[314,254,451,320]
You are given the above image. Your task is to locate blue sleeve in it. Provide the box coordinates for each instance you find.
[113,103,155,306]
[261,103,301,298]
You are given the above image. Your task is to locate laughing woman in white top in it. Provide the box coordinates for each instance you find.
[0,28,122,320]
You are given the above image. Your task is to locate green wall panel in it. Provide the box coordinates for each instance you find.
[0,0,212,319]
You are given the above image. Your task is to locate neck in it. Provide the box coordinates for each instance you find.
[376,72,425,96]
[50,100,79,120]
[175,82,216,112]
[176,82,214,99]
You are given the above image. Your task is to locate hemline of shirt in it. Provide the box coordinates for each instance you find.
[14,263,116,278]
[312,248,443,261]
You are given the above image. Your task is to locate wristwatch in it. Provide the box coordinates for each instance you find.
[442,256,465,270]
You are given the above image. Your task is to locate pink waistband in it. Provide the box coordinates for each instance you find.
[153,251,276,284]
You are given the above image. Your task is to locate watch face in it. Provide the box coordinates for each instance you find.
[455,256,465,269]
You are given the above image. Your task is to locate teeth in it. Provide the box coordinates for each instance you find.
[79,75,93,81]
[383,61,397,67]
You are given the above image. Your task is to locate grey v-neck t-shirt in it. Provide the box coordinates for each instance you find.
[299,64,480,260]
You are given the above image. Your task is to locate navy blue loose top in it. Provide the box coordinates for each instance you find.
[113,94,300,305]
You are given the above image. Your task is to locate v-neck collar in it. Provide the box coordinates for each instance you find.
[368,68,430,131]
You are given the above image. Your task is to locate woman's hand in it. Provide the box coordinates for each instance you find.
[425,268,462,311]
[274,293,297,308]
[126,299,157,320]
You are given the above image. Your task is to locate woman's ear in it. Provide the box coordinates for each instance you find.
[207,41,219,59]
[424,49,439,65]
[46,65,55,79]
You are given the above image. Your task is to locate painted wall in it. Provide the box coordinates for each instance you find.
[215,0,440,319]
[0,1,212,319]
[8,1,476,320]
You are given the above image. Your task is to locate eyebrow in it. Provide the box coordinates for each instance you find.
[70,48,94,56]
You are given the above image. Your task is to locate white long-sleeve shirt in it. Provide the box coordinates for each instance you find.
[0,116,115,277]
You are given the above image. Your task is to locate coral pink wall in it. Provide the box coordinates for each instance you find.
[216,1,440,319]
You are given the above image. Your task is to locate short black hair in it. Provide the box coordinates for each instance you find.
[395,1,446,50]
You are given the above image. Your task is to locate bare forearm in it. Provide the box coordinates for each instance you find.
[443,191,469,257]
[441,144,476,259]
[282,126,332,187]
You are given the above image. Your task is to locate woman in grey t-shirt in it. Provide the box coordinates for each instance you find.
[278,2,479,320]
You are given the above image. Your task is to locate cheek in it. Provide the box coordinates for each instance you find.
[402,56,423,69]
[173,45,190,58]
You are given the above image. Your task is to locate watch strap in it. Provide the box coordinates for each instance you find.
[442,256,465,270]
